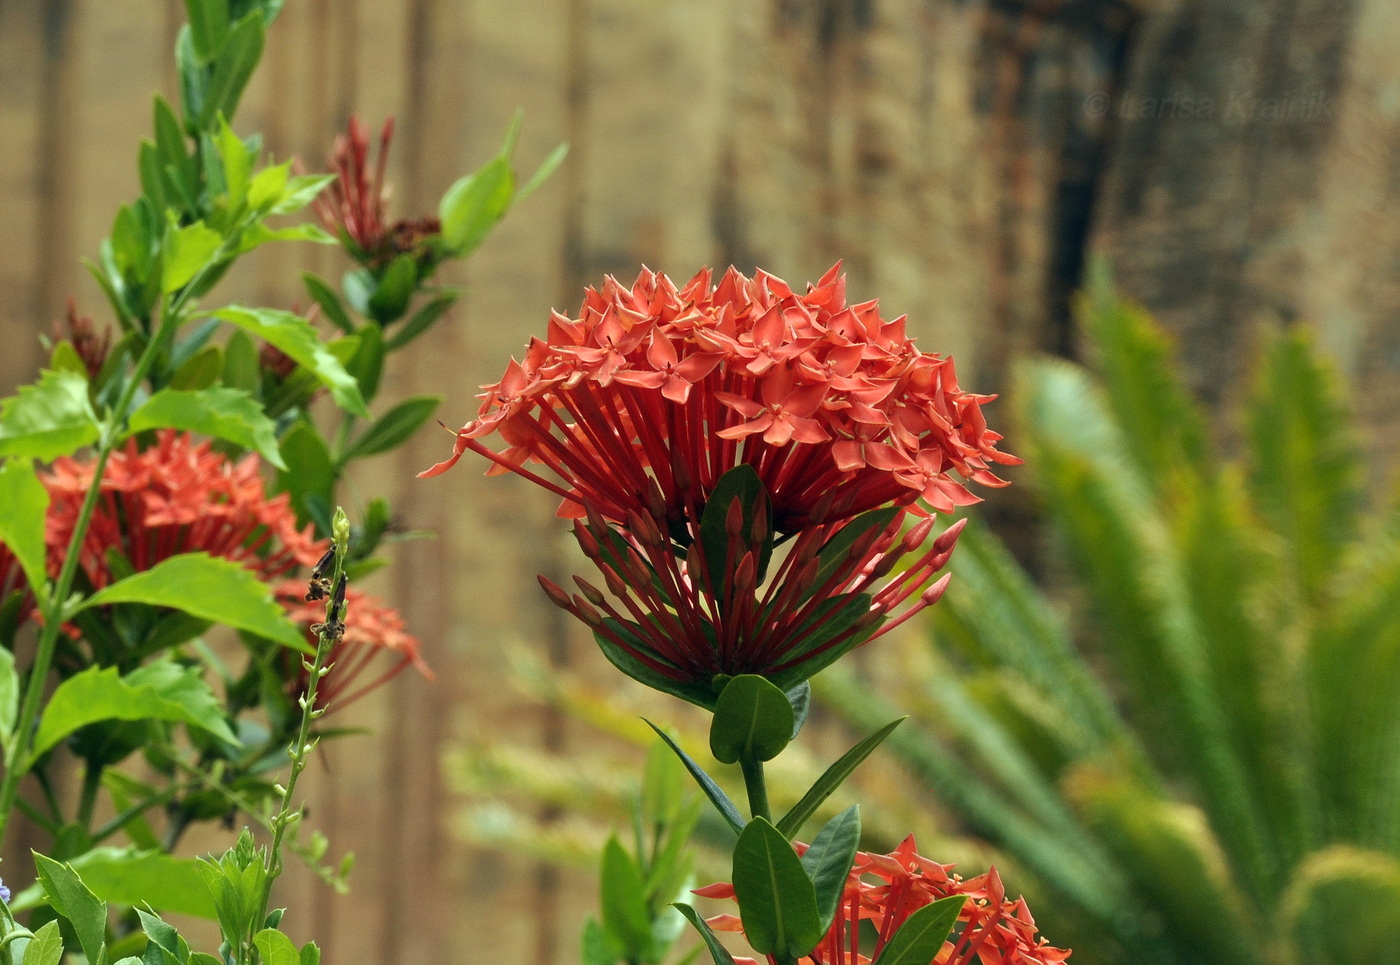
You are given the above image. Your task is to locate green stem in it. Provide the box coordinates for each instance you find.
[740,755,771,823]
[76,761,103,832]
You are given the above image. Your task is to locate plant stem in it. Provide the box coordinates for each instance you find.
[76,761,102,831]
[739,754,771,823]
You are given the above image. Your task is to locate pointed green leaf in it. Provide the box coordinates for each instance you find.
[518,142,569,202]
[699,465,771,595]
[16,849,215,919]
[162,219,224,293]
[34,854,108,965]
[199,11,263,128]
[366,254,418,325]
[215,117,252,202]
[31,662,236,762]
[438,156,514,256]
[76,552,304,648]
[800,805,860,932]
[1282,846,1400,965]
[601,836,654,959]
[787,681,811,739]
[301,273,355,334]
[126,387,285,468]
[0,648,18,741]
[0,369,99,460]
[269,173,334,215]
[871,895,964,965]
[644,719,745,836]
[710,674,794,765]
[732,817,823,958]
[595,622,718,710]
[0,458,51,601]
[211,306,367,416]
[385,291,457,351]
[778,718,903,837]
[21,921,63,965]
[183,0,229,64]
[674,904,739,965]
[340,395,441,462]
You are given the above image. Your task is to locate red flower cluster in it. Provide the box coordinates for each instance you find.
[276,582,432,712]
[424,265,1017,532]
[696,836,1070,965]
[314,116,441,269]
[44,430,323,589]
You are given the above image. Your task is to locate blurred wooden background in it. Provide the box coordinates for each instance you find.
[2,0,1399,962]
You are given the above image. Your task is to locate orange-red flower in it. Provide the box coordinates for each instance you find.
[276,582,432,711]
[44,430,324,590]
[424,265,1018,532]
[695,836,1071,965]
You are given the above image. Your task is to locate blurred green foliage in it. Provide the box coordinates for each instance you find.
[819,266,1400,965]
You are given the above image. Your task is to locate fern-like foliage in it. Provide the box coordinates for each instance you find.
[818,271,1400,965]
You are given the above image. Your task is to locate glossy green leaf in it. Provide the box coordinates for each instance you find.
[77,552,304,648]
[367,254,418,325]
[34,854,108,965]
[21,922,63,965]
[342,324,384,402]
[767,593,879,694]
[0,458,51,600]
[211,306,367,415]
[31,661,236,761]
[199,11,263,127]
[342,395,441,462]
[269,173,334,215]
[169,345,223,390]
[298,943,320,965]
[276,420,336,529]
[215,117,252,202]
[674,904,739,965]
[16,848,216,919]
[595,621,718,710]
[137,907,186,965]
[710,674,794,765]
[732,816,823,958]
[0,648,17,742]
[0,369,100,460]
[699,465,771,595]
[254,929,299,965]
[800,805,861,932]
[438,156,514,256]
[644,719,745,836]
[788,681,811,738]
[301,272,355,334]
[871,895,964,965]
[223,329,259,393]
[183,0,229,63]
[127,387,285,468]
[601,836,654,959]
[162,219,224,293]
[807,508,898,601]
[246,162,288,212]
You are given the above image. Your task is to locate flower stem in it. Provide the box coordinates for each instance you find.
[739,754,771,823]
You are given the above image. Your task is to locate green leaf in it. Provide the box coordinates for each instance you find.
[367,255,418,325]
[799,805,861,932]
[0,368,100,460]
[162,219,224,293]
[127,387,285,468]
[246,162,288,212]
[0,458,51,601]
[778,717,904,838]
[342,324,384,402]
[674,904,739,965]
[385,292,457,351]
[183,0,229,64]
[710,674,794,765]
[517,141,569,202]
[767,593,880,694]
[301,273,355,334]
[438,156,515,256]
[223,330,259,393]
[601,836,654,960]
[1282,846,1400,965]
[341,395,441,463]
[276,420,336,528]
[269,173,334,215]
[34,854,108,965]
[594,622,718,710]
[76,553,304,648]
[215,116,252,203]
[30,662,236,761]
[871,895,965,965]
[211,306,368,416]
[169,346,224,390]
[700,465,772,596]
[807,508,898,601]
[21,921,63,965]
[137,906,185,965]
[18,849,216,919]
[787,681,811,739]
[297,943,319,965]
[0,648,18,742]
[199,11,264,128]
[732,817,823,958]
[580,917,616,965]
[253,930,299,965]
[644,719,745,836]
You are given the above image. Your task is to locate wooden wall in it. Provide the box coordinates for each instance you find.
[2,0,1398,962]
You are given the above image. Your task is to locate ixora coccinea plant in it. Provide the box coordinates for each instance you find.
[427,265,1067,965]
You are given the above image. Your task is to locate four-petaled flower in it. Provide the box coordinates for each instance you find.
[695,835,1071,965]
[44,430,324,590]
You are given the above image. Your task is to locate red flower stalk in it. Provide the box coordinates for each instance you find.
[314,115,441,269]
[44,430,324,590]
[695,836,1070,965]
[52,297,112,381]
[276,582,432,711]
[423,265,1018,533]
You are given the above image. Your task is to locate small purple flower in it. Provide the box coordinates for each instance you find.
[0,878,10,904]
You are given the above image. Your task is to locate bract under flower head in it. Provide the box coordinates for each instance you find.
[695,835,1071,965]
[422,264,1018,533]
[276,582,431,711]
[44,430,324,589]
